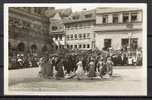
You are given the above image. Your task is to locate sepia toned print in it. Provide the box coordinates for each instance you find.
[4,3,147,96]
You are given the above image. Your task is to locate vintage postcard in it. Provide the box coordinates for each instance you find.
[4,3,147,96]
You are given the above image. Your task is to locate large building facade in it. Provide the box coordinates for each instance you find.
[9,7,50,56]
[9,7,143,56]
[95,8,143,51]
[56,7,142,51]
[63,9,96,50]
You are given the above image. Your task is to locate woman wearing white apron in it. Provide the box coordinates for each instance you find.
[75,58,85,80]
[38,57,45,78]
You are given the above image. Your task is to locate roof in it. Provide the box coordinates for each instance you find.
[96,7,142,14]
[62,9,96,23]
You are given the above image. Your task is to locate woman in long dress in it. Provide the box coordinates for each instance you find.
[88,57,96,79]
[45,57,53,78]
[75,58,85,80]
[38,57,46,78]
[106,57,113,76]
[99,60,107,77]
[55,58,64,80]
[97,57,104,78]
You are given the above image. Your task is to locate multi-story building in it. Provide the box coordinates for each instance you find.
[63,9,96,50]
[61,8,143,52]
[46,8,73,50]
[9,7,50,56]
[95,8,143,51]
[9,7,143,56]
[47,9,66,50]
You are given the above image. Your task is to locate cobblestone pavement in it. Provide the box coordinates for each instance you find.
[7,66,147,96]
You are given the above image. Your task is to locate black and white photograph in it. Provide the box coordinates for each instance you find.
[4,3,147,96]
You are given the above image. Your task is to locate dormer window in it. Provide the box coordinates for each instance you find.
[131,12,138,22]
[113,14,119,24]
[72,16,79,20]
[75,34,77,39]
[85,14,92,18]
[123,13,129,23]
[78,34,82,39]
[52,26,57,31]
[103,15,108,24]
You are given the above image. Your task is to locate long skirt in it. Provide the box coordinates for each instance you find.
[88,66,96,77]
[55,66,64,79]
[99,66,107,77]
[45,63,53,77]
[38,63,47,78]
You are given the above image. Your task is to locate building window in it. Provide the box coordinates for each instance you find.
[113,14,119,24]
[79,34,82,39]
[71,45,73,49]
[103,15,108,24]
[83,44,86,48]
[85,14,92,18]
[75,34,77,39]
[104,39,111,50]
[123,13,129,23]
[71,34,73,40]
[121,38,129,51]
[67,45,69,48]
[31,44,37,53]
[79,44,82,48]
[75,45,77,48]
[52,26,57,31]
[130,38,138,50]
[131,12,138,22]
[87,44,90,48]
[121,38,138,50]
[17,42,25,52]
[83,34,86,39]
[72,16,79,20]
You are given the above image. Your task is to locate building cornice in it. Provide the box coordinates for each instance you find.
[95,21,142,26]
[96,9,142,15]
[9,8,49,23]
[63,18,96,24]
[94,28,142,32]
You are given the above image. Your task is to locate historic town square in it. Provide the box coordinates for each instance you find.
[5,4,147,95]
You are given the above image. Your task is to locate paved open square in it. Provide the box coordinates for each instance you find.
[8,66,146,95]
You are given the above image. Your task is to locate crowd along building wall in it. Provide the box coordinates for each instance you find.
[94,8,143,51]
[9,7,143,56]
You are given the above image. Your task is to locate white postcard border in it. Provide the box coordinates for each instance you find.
[4,3,147,96]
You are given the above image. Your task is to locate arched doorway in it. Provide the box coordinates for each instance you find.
[17,42,25,52]
[31,44,37,53]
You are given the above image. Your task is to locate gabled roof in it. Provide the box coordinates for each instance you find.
[52,12,62,20]
[62,9,96,23]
